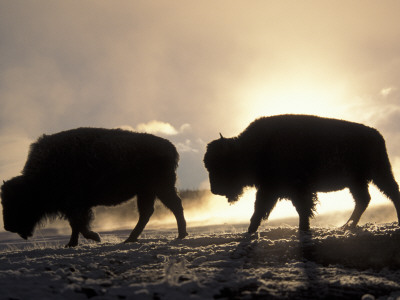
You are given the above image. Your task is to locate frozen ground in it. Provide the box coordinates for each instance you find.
[1,222,400,300]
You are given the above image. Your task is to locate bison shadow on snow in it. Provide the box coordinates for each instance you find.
[1,128,188,247]
[204,114,400,235]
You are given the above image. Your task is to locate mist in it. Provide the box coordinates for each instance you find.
[1,1,400,237]
[91,188,399,233]
[2,1,400,189]
[27,188,398,237]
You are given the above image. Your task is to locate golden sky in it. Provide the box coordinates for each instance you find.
[1,1,400,189]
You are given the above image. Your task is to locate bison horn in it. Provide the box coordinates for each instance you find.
[219,133,224,139]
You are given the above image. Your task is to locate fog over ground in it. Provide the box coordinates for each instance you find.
[1,1,400,230]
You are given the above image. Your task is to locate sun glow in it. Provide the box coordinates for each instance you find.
[235,76,350,132]
[223,187,391,223]
[195,185,393,228]
[257,84,344,116]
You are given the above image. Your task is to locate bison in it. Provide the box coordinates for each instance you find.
[1,128,188,247]
[204,114,400,233]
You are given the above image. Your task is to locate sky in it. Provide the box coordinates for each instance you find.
[1,0,400,193]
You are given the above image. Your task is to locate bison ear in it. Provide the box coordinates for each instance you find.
[219,133,224,139]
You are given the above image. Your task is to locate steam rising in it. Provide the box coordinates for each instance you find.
[1,1,400,189]
[0,187,397,236]
[88,188,398,233]
[1,2,400,235]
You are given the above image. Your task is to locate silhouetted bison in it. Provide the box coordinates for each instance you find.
[204,114,400,233]
[1,128,188,247]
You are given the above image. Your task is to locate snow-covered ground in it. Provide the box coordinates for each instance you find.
[1,221,400,300]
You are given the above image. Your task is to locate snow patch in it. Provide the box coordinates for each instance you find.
[1,223,400,299]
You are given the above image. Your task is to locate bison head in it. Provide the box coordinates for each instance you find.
[1,177,42,240]
[203,135,247,203]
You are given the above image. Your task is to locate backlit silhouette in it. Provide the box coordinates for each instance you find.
[1,128,188,247]
[204,115,400,234]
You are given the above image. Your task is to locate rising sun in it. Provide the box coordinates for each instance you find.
[242,79,348,122]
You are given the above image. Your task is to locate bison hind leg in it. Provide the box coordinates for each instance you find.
[343,182,371,229]
[124,193,156,243]
[372,171,400,224]
[157,188,188,239]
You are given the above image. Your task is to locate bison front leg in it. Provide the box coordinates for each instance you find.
[292,192,317,232]
[248,189,278,234]
[158,188,188,239]
[66,208,101,247]
[124,193,155,243]
[66,227,80,248]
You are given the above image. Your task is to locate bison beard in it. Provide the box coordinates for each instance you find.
[1,128,188,247]
[204,114,400,234]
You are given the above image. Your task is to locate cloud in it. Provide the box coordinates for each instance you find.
[136,121,178,135]
[380,87,397,97]
[1,1,400,188]
[118,121,191,136]
[117,121,205,187]
[176,139,200,153]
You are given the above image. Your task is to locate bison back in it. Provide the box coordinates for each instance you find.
[239,115,386,185]
[22,128,179,189]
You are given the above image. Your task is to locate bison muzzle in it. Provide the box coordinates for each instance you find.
[1,128,188,247]
[204,115,400,233]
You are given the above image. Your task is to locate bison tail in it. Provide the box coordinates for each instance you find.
[370,136,400,206]
[371,157,400,223]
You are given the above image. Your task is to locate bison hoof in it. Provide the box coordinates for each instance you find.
[342,225,356,231]
[299,230,312,240]
[177,232,188,239]
[85,231,101,243]
[123,237,138,244]
[341,221,356,230]
[65,242,78,248]
[243,232,259,240]
[299,227,311,233]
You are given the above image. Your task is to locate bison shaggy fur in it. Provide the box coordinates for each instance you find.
[1,128,188,247]
[204,115,400,233]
